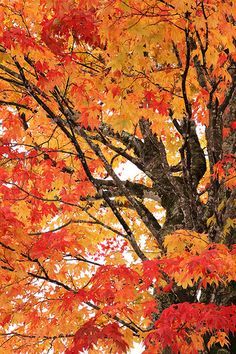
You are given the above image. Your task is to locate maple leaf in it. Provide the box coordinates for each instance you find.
[0,28,42,51]
[0,1,235,353]
[66,321,128,354]
[144,303,236,353]
[41,6,100,55]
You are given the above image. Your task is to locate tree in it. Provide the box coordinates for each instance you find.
[0,0,235,353]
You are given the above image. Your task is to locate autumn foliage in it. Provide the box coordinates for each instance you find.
[0,0,235,353]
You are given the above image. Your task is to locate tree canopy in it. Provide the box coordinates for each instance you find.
[0,0,235,353]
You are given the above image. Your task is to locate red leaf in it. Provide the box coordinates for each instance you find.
[217,52,228,66]
[0,314,11,327]
[230,121,236,130]
[163,281,173,293]
[111,84,122,98]
[66,321,128,354]
[223,127,231,139]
